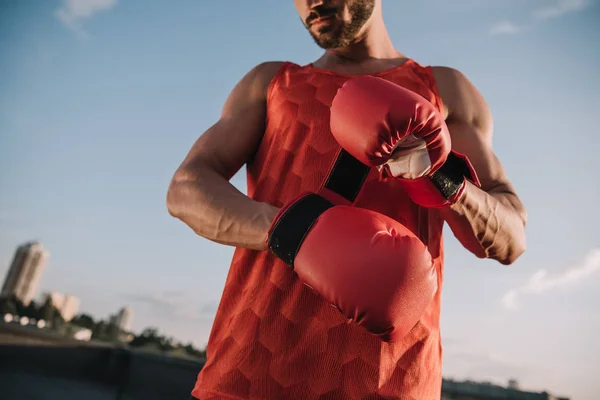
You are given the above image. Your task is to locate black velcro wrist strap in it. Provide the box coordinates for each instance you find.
[429,152,469,200]
[268,194,334,267]
[324,150,371,203]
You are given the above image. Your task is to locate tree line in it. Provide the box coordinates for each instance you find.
[0,294,64,327]
[0,295,206,360]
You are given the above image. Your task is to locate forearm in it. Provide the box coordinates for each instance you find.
[441,181,527,265]
[167,166,279,251]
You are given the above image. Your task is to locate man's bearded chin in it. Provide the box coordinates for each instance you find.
[309,24,348,49]
[306,0,375,49]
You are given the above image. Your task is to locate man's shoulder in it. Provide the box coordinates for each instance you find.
[238,61,289,98]
[430,65,471,102]
[231,62,289,102]
[430,65,464,80]
[430,66,489,122]
[430,65,493,144]
[249,61,289,83]
[253,61,289,75]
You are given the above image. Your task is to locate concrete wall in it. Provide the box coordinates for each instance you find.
[442,379,559,400]
[0,344,204,400]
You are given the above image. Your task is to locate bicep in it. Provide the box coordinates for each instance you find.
[446,118,508,193]
[434,66,508,192]
[436,66,526,222]
[177,62,283,181]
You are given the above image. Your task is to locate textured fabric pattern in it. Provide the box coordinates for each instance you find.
[192,60,447,400]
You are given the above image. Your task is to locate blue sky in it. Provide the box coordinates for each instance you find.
[1,0,599,398]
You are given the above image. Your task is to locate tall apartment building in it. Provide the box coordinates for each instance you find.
[1,242,49,305]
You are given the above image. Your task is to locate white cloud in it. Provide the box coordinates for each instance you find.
[501,289,519,309]
[489,21,523,35]
[534,0,592,20]
[55,0,118,38]
[444,349,531,382]
[502,249,600,310]
[124,291,217,322]
[490,0,592,35]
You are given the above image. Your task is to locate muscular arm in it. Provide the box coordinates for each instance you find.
[433,67,527,265]
[166,62,284,250]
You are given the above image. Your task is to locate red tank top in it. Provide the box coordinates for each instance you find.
[192,59,446,400]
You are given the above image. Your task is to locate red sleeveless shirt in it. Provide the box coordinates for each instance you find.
[192,59,446,400]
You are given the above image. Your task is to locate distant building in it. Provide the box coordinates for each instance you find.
[115,307,132,332]
[508,379,520,390]
[41,292,80,322]
[72,328,92,341]
[442,378,569,400]
[108,306,133,332]
[1,242,49,305]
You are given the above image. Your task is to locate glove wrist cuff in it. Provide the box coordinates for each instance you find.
[267,193,334,266]
[397,151,480,208]
[430,152,471,200]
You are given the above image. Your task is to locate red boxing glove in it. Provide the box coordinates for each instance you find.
[330,75,480,208]
[268,193,437,342]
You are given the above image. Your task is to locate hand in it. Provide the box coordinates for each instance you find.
[330,75,480,208]
[267,193,437,342]
[384,133,433,179]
